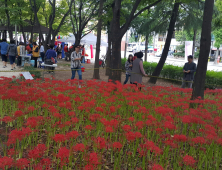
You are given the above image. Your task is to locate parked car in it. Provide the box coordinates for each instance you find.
[140,45,154,53]
[155,49,174,57]
[127,43,137,52]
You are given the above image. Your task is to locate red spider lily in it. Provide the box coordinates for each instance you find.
[28,106,35,112]
[71,117,79,123]
[73,143,85,152]
[94,137,106,149]
[0,156,14,169]
[183,155,196,166]
[28,144,46,160]
[110,106,116,113]
[164,121,176,130]
[84,164,95,170]
[14,110,24,117]
[136,121,145,129]
[152,164,164,170]
[66,131,79,140]
[15,158,30,169]
[106,126,114,133]
[87,152,100,165]
[56,147,70,167]
[2,116,13,123]
[123,125,131,132]
[85,125,93,131]
[112,142,123,151]
[173,134,187,142]
[52,134,67,143]
[68,111,76,117]
[128,117,135,122]
[191,137,205,145]
[7,127,32,146]
[40,158,51,169]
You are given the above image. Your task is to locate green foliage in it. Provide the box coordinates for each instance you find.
[121,58,222,89]
[23,66,41,79]
[213,28,222,49]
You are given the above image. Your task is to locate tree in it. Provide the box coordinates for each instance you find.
[93,0,104,79]
[149,1,181,84]
[69,0,100,45]
[191,0,215,100]
[108,0,162,82]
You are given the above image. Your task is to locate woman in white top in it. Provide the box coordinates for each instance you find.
[40,43,45,62]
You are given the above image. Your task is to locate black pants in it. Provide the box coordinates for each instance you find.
[33,57,38,68]
[40,52,45,62]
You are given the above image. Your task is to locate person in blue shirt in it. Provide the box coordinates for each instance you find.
[45,44,57,63]
[0,39,9,68]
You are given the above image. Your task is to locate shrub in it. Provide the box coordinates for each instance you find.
[121,58,222,88]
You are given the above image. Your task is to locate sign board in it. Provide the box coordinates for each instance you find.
[21,72,34,80]
[185,41,193,61]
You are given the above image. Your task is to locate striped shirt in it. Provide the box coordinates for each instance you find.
[71,51,81,68]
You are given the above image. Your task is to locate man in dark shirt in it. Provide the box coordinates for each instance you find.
[181,55,197,88]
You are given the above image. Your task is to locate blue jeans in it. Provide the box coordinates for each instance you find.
[71,68,82,80]
[124,74,130,84]
[81,57,85,63]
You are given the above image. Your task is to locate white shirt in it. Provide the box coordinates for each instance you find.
[40,45,44,53]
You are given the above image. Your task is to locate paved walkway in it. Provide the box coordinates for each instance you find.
[0,61,21,78]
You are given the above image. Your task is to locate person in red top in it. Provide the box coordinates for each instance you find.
[133,52,138,61]
[26,45,32,54]
[64,44,69,53]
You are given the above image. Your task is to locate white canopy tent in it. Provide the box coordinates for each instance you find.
[59,34,76,43]
[80,33,108,47]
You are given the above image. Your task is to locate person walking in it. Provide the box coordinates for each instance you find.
[130,52,148,89]
[71,45,83,87]
[124,54,133,84]
[0,38,9,68]
[17,42,23,66]
[7,40,18,70]
[181,55,197,88]
[40,42,45,62]
[32,42,39,68]
[56,44,62,59]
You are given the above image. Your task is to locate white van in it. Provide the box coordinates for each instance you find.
[127,43,137,52]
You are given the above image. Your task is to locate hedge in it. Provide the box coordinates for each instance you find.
[121,58,222,89]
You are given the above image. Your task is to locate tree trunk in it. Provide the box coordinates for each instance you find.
[93,0,104,79]
[145,35,149,61]
[108,0,122,82]
[74,33,81,45]
[105,31,112,76]
[192,29,197,56]
[149,2,180,84]
[108,38,122,82]
[191,0,214,100]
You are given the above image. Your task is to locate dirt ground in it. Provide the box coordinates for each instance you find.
[42,60,180,87]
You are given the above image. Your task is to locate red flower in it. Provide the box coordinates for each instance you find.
[87,152,100,165]
[105,126,113,133]
[123,125,131,132]
[152,164,164,170]
[94,137,106,149]
[136,121,144,129]
[183,155,196,166]
[191,137,205,145]
[14,110,24,117]
[112,142,123,151]
[128,117,135,122]
[73,143,85,152]
[15,158,30,169]
[56,147,70,167]
[52,134,67,143]
[0,156,14,169]
[85,125,93,131]
[71,117,79,123]
[2,116,13,123]
[66,131,79,140]
[173,134,187,142]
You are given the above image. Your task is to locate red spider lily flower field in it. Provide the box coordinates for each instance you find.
[0,77,222,170]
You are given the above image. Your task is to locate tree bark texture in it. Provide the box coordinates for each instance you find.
[105,29,112,76]
[191,0,214,100]
[192,29,197,56]
[108,0,122,82]
[93,0,104,79]
[149,2,180,84]
[145,35,149,62]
